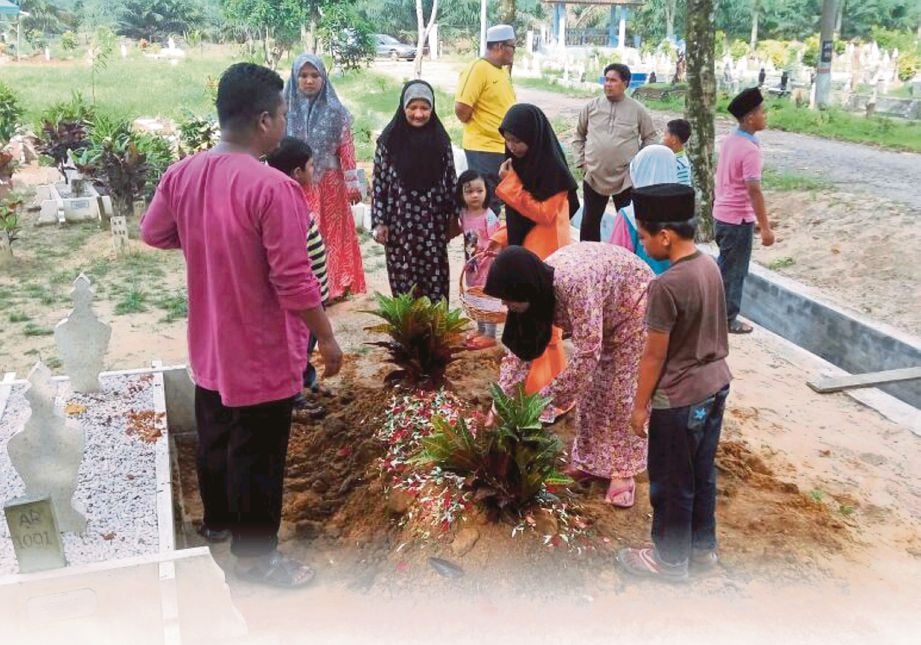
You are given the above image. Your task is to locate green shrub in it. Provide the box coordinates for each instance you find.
[365,291,468,386]
[0,82,23,145]
[177,112,219,157]
[415,384,573,515]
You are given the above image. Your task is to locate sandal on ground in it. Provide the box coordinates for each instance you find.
[691,549,720,571]
[236,551,315,589]
[605,478,636,508]
[465,335,498,350]
[728,320,753,334]
[616,547,689,583]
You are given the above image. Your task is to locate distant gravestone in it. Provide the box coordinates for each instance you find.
[3,497,67,573]
[54,274,111,393]
[110,214,129,255]
[6,362,87,534]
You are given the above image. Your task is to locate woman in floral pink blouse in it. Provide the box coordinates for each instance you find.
[484,243,654,507]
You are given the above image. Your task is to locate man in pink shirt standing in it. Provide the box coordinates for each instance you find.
[713,87,775,334]
[141,63,342,588]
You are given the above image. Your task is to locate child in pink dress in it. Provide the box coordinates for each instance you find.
[458,169,503,349]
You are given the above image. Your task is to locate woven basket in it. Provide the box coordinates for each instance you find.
[459,255,506,325]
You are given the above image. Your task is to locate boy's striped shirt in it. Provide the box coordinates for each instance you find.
[306,217,329,304]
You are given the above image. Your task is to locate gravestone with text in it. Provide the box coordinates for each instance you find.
[6,363,87,534]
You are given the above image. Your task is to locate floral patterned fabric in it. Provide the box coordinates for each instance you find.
[371,141,457,301]
[498,242,654,478]
[304,124,366,300]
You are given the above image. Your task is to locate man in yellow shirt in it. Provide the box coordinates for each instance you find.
[455,24,517,212]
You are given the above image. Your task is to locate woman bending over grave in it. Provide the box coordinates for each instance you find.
[484,243,654,507]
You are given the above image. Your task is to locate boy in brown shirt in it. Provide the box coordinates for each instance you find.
[616,184,732,582]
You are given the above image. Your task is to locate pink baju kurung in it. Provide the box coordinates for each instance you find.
[499,243,654,478]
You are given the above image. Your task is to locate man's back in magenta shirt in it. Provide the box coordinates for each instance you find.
[141,152,322,407]
[713,130,762,225]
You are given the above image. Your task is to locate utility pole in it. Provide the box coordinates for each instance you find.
[815,0,838,109]
[480,0,487,57]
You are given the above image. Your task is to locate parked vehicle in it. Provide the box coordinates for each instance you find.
[375,34,427,60]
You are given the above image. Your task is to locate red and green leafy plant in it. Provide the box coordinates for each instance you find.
[32,93,95,182]
[364,291,468,386]
[414,384,573,517]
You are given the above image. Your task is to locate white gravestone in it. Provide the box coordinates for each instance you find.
[110,214,129,255]
[54,275,112,393]
[3,496,67,573]
[6,363,87,534]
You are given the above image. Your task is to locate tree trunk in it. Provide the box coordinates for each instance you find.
[685,0,717,240]
[666,0,676,40]
[414,0,440,79]
[500,0,517,25]
[749,0,760,52]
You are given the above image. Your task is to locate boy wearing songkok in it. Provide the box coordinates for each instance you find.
[616,183,732,582]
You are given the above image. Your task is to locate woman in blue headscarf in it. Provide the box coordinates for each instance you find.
[285,54,366,300]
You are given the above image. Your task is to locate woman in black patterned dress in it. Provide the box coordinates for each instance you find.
[371,80,457,301]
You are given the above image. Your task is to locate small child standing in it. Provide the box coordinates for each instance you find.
[662,119,693,187]
[616,184,732,583]
[266,137,330,413]
[457,169,502,350]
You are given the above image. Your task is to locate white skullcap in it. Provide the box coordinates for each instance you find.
[486,24,515,43]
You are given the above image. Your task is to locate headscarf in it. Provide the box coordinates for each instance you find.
[377,80,452,193]
[484,246,556,361]
[622,145,678,228]
[498,104,579,246]
[284,53,351,172]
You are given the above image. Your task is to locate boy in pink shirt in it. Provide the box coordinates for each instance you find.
[713,87,775,334]
[141,63,341,588]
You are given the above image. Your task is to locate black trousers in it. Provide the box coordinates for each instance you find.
[648,385,730,566]
[715,221,754,324]
[580,181,633,242]
[195,386,294,557]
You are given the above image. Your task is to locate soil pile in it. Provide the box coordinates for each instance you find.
[175,347,860,591]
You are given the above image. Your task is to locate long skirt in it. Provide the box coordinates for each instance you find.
[569,314,648,479]
[307,170,366,300]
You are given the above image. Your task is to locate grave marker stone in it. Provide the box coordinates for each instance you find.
[6,363,87,534]
[3,497,67,573]
[54,275,111,393]
[111,214,129,255]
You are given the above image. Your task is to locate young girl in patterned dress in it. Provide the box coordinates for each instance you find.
[457,169,502,349]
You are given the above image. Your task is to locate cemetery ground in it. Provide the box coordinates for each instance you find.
[2,52,921,638]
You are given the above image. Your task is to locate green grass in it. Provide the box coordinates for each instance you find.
[1,47,238,124]
[768,256,796,270]
[762,169,833,192]
[114,288,148,315]
[23,323,54,336]
[8,311,30,323]
[154,290,188,322]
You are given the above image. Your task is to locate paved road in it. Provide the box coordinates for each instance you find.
[374,61,921,212]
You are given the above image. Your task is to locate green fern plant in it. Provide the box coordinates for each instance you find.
[364,291,468,386]
[415,384,573,515]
